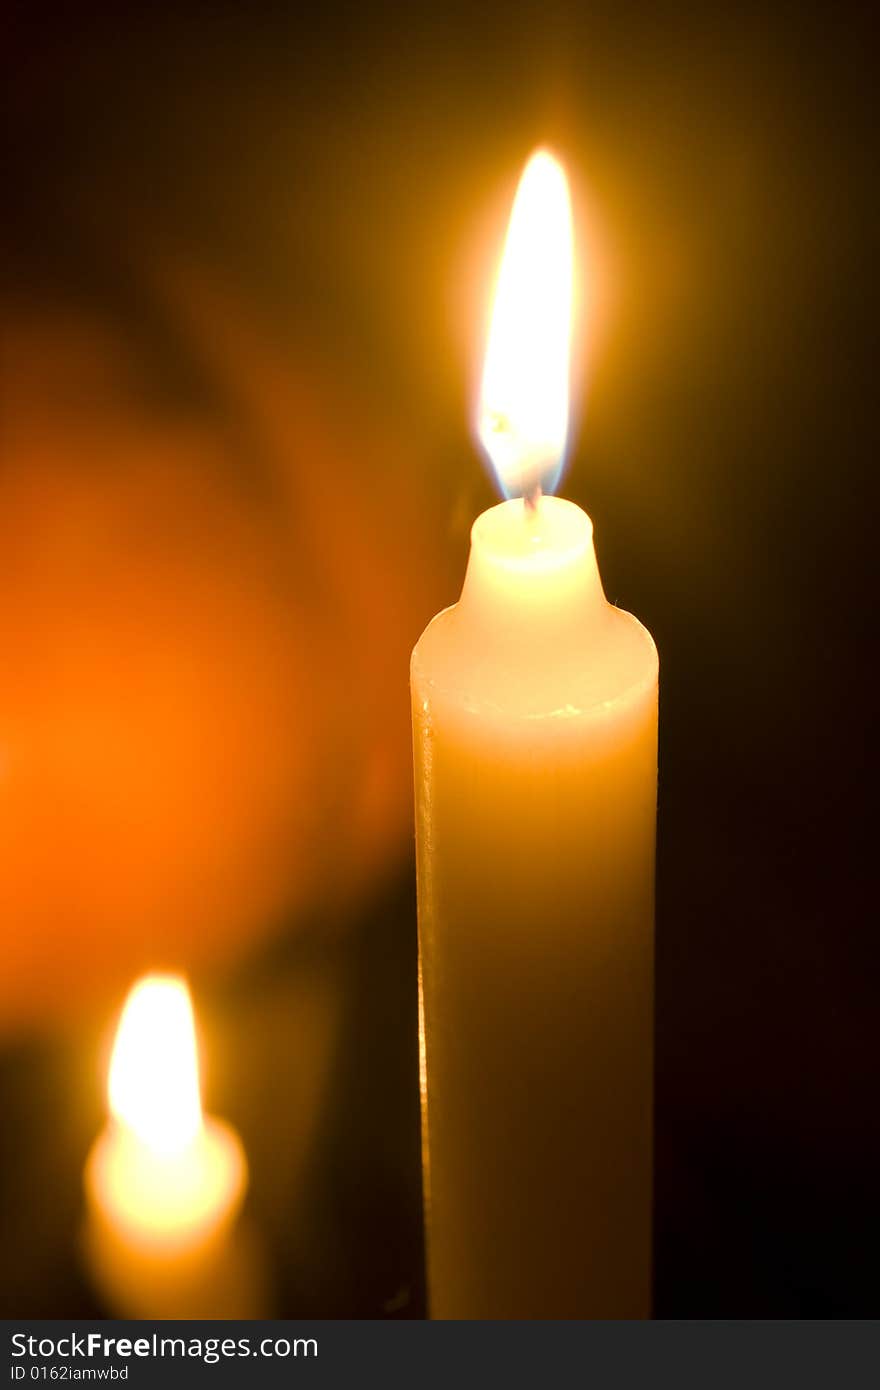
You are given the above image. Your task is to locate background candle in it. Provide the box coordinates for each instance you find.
[83,974,261,1318]
[411,152,658,1318]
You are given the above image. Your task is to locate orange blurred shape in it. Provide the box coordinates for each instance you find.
[0,304,445,1032]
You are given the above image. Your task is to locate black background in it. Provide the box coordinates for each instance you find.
[2,0,877,1317]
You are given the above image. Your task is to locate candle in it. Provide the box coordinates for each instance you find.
[83,973,258,1318]
[411,151,658,1318]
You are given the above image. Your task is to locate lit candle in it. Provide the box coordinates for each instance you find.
[411,150,658,1318]
[84,974,257,1318]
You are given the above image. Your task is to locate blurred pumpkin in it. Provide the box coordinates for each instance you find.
[0,280,447,1032]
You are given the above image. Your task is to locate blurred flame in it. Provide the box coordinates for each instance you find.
[108,974,202,1156]
[478,149,575,500]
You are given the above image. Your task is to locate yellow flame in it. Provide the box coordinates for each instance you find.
[108,974,202,1156]
[478,148,575,500]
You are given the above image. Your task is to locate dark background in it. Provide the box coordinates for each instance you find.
[2,1,877,1316]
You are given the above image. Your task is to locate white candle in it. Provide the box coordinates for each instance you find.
[83,974,258,1318]
[411,151,658,1318]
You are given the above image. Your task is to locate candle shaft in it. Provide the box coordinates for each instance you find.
[412,497,657,1318]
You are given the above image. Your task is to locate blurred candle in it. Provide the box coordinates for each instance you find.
[84,973,256,1318]
[411,150,658,1317]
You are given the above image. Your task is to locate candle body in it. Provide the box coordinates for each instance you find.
[83,1116,259,1318]
[411,497,658,1318]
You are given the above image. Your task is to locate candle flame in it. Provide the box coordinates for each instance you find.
[108,974,203,1157]
[478,148,575,501]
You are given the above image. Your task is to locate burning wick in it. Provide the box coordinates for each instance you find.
[477,148,574,506]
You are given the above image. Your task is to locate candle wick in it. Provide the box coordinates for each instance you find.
[523,483,542,516]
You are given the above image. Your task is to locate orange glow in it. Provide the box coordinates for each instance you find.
[478,149,575,500]
[0,305,445,1035]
